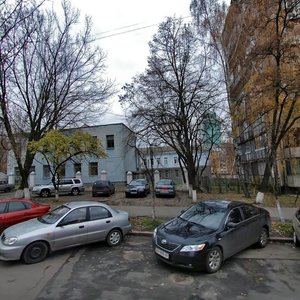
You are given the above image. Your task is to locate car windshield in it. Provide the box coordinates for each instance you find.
[130,180,144,186]
[38,205,70,224]
[158,180,171,185]
[180,203,226,230]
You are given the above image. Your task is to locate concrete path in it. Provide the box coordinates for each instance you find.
[113,205,297,221]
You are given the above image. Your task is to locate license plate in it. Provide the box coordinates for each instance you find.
[155,247,169,259]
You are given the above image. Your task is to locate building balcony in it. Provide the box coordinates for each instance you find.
[286,175,300,188]
[284,147,300,158]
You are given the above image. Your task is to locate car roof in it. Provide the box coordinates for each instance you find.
[63,201,111,210]
[94,180,110,183]
[200,200,247,210]
[0,198,31,203]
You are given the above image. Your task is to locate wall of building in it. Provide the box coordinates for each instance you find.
[7,123,138,185]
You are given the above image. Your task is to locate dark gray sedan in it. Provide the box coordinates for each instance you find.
[0,201,131,264]
[293,208,300,247]
[153,200,271,273]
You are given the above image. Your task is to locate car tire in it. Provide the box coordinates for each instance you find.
[106,229,122,247]
[205,247,223,273]
[40,189,50,198]
[257,227,268,248]
[22,241,49,264]
[293,231,300,247]
[92,193,96,197]
[71,188,79,196]
[4,187,11,193]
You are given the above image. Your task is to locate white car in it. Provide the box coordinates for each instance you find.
[32,178,85,197]
[0,201,132,264]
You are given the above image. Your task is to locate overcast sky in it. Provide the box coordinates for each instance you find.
[69,0,192,122]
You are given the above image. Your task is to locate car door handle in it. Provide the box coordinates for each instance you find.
[106,220,111,223]
[79,225,85,229]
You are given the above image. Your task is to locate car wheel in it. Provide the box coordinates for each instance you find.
[92,193,96,197]
[71,188,79,196]
[293,231,300,247]
[125,193,129,198]
[4,187,10,193]
[40,189,50,198]
[205,247,223,273]
[22,241,49,264]
[106,229,122,247]
[257,227,268,248]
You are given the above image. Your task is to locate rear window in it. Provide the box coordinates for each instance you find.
[38,205,70,224]
[8,201,27,212]
[0,202,6,214]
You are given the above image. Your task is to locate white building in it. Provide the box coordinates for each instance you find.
[7,123,138,185]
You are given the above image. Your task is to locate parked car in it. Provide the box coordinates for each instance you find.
[153,200,271,273]
[0,201,132,264]
[0,198,50,233]
[125,179,150,197]
[92,180,115,197]
[292,208,300,247]
[0,181,15,193]
[155,179,176,197]
[32,178,84,197]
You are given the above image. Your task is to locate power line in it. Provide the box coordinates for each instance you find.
[93,16,191,41]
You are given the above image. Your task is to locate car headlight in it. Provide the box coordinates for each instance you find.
[180,244,206,252]
[3,236,18,245]
[153,227,157,238]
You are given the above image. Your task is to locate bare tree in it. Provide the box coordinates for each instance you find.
[120,17,226,191]
[189,0,255,196]
[0,0,114,189]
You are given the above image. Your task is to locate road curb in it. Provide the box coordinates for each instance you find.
[129,231,295,243]
[269,236,293,243]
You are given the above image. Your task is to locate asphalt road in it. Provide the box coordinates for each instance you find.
[0,236,299,300]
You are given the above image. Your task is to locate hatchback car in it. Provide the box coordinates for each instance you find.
[0,198,50,233]
[92,180,115,197]
[0,201,131,264]
[155,179,176,197]
[292,208,300,247]
[125,179,150,197]
[153,200,271,273]
[32,178,85,197]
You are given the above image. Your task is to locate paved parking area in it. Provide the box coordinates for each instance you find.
[34,236,300,300]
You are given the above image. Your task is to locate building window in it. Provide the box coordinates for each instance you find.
[164,157,168,165]
[175,169,179,177]
[106,135,114,149]
[156,158,160,166]
[165,170,169,178]
[89,162,98,176]
[43,165,50,178]
[143,159,147,168]
[150,158,154,167]
[74,163,81,175]
[58,164,65,178]
[174,157,178,164]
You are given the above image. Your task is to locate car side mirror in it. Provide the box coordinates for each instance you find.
[226,222,237,229]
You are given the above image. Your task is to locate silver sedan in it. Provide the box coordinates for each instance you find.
[0,201,132,264]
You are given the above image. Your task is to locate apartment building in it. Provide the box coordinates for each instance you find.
[223,0,300,190]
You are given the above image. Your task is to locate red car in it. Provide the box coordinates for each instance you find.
[0,198,50,233]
